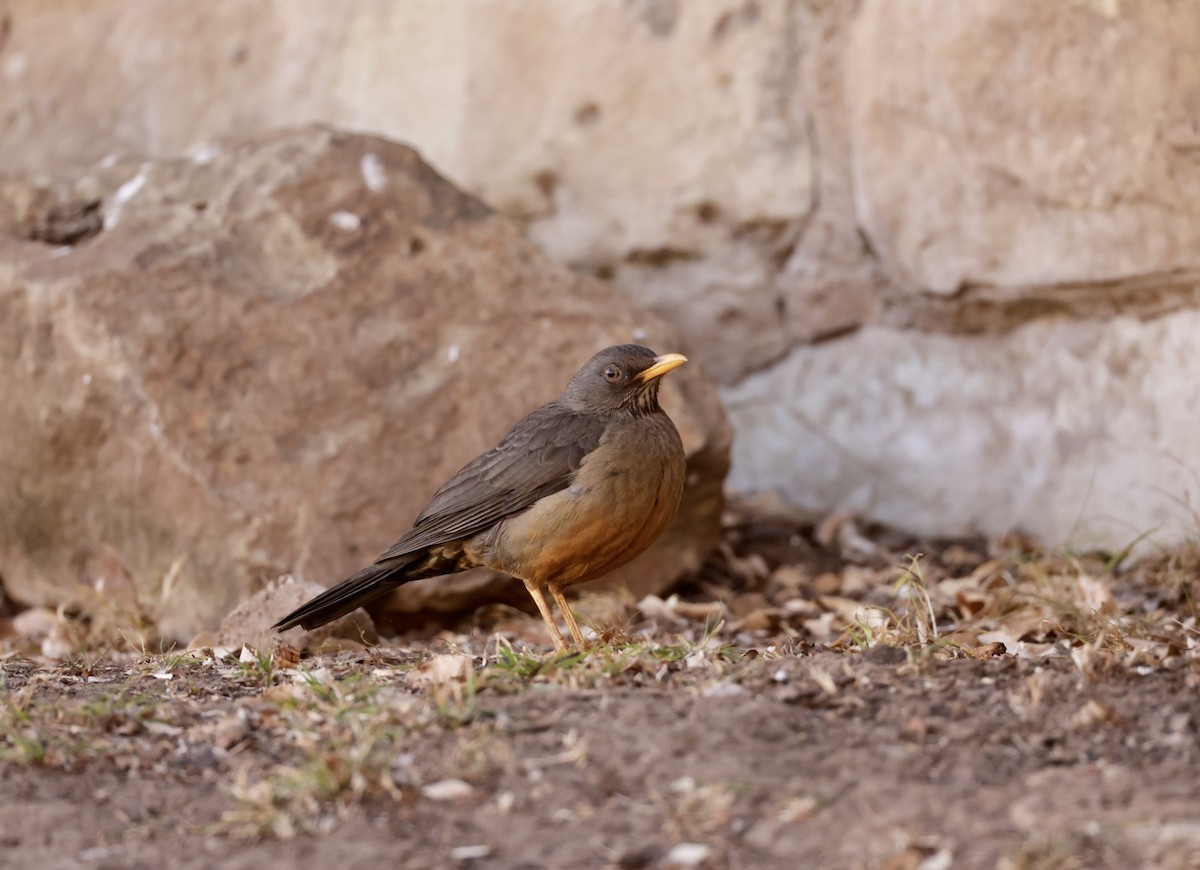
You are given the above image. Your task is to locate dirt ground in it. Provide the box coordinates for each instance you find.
[3,513,1200,869]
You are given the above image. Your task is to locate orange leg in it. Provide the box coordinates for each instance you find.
[549,584,586,649]
[522,579,570,653]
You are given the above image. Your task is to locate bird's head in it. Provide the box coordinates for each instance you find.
[561,344,688,416]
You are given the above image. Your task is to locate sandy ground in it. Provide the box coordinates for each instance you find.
[3,514,1200,869]
[3,650,1199,870]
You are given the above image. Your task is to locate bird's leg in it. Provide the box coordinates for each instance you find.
[522,579,570,653]
[549,584,586,649]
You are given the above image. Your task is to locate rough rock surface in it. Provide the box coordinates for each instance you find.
[0,0,833,382]
[850,0,1200,295]
[726,312,1200,548]
[4,0,1200,551]
[207,574,377,654]
[0,126,730,641]
[728,0,1200,548]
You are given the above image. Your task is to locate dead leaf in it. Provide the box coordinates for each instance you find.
[408,653,473,690]
[1075,574,1116,615]
[272,642,300,670]
[769,565,808,596]
[954,590,988,618]
[421,778,475,801]
[637,594,683,624]
[776,794,821,823]
[672,600,725,622]
[812,572,843,595]
[964,641,1007,659]
[733,608,781,633]
[1070,699,1124,730]
[212,715,251,750]
[815,512,852,549]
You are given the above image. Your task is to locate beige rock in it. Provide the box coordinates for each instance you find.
[725,312,1200,551]
[0,126,729,641]
[408,653,473,691]
[212,574,377,653]
[11,606,81,659]
[5,1,1200,553]
[0,0,825,381]
[849,0,1200,293]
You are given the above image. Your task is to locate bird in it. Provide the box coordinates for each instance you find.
[273,344,688,652]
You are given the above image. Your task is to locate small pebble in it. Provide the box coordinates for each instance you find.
[449,844,490,861]
[664,842,712,867]
[422,779,475,802]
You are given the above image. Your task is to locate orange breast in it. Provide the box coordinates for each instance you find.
[475,416,685,587]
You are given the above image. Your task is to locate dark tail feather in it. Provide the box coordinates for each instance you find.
[273,559,414,632]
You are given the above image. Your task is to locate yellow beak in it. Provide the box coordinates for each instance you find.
[635,353,688,383]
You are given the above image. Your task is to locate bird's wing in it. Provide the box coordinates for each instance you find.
[373,403,606,561]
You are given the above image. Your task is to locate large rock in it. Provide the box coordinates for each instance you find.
[5,1,1200,553]
[0,126,730,641]
[849,0,1200,293]
[0,0,826,382]
[726,312,1200,549]
[722,0,1200,549]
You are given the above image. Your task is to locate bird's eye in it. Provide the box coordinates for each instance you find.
[603,365,622,383]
